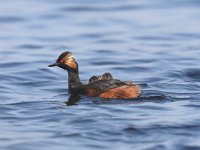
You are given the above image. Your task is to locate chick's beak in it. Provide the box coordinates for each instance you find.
[48,62,60,67]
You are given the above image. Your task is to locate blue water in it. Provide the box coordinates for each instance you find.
[1,0,200,149]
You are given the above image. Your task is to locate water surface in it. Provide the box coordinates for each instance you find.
[0,0,200,150]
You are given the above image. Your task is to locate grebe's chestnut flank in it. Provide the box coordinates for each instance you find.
[48,51,141,99]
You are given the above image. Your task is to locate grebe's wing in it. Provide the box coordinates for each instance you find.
[84,79,135,93]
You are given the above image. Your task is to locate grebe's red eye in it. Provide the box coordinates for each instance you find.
[60,59,64,63]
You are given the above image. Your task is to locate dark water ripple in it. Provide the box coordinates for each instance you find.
[1,0,200,150]
[0,16,26,23]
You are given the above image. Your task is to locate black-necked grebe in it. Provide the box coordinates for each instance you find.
[48,51,141,99]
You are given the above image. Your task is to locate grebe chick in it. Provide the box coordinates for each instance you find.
[89,72,112,83]
[101,72,113,80]
[89,75,101,83]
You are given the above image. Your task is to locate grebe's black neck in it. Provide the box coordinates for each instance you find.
[67,69,83,91]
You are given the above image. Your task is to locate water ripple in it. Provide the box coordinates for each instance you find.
[1,0,200,149]
[0,16,26,23]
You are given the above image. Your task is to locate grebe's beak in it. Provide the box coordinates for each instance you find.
[48,62,60,67]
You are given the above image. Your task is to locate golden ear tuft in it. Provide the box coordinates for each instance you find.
[64,52,73,60]
[66,59,77,69]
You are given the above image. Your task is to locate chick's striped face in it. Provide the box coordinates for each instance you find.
[59,53,78,69]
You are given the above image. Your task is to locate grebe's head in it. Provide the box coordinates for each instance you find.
[48,51,78,72]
